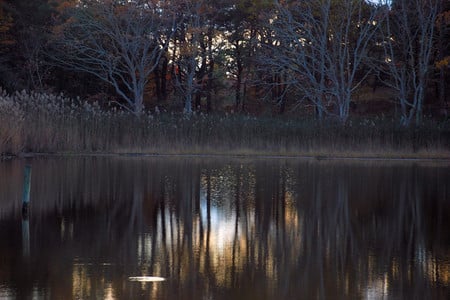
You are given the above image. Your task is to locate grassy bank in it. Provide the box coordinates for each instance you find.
[1,90,449,159]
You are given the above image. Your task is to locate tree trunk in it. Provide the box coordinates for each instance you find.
[235,60,242,112]
[235,44,242,112]
[206,59,214,113]
[134,93,144,117]
[206,30,214,113]
[161,57,168,102]
[154,69,163,102]
[184,93,192,115]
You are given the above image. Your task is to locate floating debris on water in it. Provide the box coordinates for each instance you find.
[128,276,166,282]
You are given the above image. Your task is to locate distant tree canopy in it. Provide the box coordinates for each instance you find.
[50,0,176,116]
[0,0,57,90]
[0,0,448,124]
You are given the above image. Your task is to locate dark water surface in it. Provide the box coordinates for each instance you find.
[0,156,449,300]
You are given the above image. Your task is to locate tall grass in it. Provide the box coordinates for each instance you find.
[0,90,449,158]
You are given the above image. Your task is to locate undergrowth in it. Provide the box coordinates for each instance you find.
[1,90,449,158]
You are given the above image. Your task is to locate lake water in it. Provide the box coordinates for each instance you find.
[0,156,449,299]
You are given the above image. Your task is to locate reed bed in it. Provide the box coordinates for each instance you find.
[1,90,449,158]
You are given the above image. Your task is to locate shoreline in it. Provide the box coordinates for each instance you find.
[3,151,450,163]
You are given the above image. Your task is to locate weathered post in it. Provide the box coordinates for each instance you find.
[22,165,31,216]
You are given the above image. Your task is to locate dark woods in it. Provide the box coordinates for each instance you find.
[0,0,448,119]
[0,1,449,156]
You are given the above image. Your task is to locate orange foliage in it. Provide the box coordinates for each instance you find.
[436,10,450,28]
[54,0,78,13]
[0,0,14,47]
[436,56,450,69]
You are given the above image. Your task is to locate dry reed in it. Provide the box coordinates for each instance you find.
[0,90,449,158]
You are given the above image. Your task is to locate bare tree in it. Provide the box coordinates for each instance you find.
[171,0,203,115]
[171,0,219,115]
[377,0,439,126]
[51,0,176,116]
[262,0,381,121]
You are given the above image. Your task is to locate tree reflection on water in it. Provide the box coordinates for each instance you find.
[0,157,449,299]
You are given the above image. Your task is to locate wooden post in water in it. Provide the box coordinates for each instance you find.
[22,165,31,216]
[22,215,30,257]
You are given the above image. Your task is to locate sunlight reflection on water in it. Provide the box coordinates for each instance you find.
[0,157,448,299]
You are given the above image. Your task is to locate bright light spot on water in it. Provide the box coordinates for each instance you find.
[104,283,115,300]
[364,273,389,300]
[128,276,166,282]
[0,286,14,299]
[200,197,237,252]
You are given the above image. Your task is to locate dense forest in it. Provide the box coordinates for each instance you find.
[0,0,449,156]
